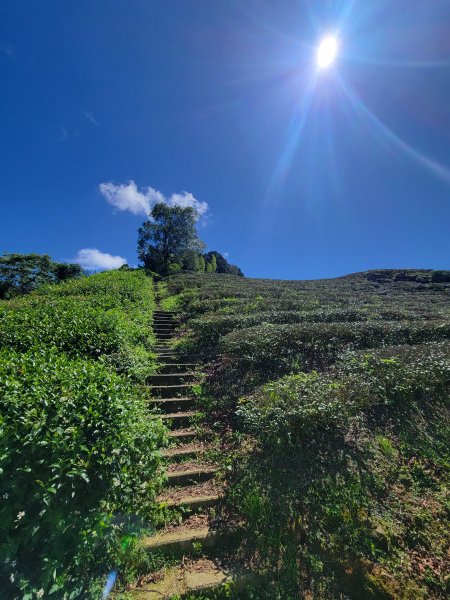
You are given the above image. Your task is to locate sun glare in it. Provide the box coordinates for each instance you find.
[317,35,339,70]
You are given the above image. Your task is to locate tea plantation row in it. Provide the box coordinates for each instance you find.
[164,270,450,599]
[0,271,166,598]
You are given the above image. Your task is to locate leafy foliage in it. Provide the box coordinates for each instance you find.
[0,270,157,380]
[0,348,166,597]
[0,253,83,299]
[233,345,450,598]
[0,270,166,597]
[138,203,205,275]
[204,251,244,277]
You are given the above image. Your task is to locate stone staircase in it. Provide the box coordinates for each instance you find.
[131,309,250,598]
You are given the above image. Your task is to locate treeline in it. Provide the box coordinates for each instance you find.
[0,253,83,299]
[170,250,244,276]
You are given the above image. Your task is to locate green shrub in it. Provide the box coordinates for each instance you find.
[0,271,157,380]
[231,344,450,597]
[0,347,167,597]
[200,320,450,404]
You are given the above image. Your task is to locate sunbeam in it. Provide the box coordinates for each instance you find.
[337,77,450,187]
[344,56,450,69]
[265,77,318,203]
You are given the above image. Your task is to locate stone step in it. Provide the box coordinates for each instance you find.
[158,363,198,373]
[166,465,216,487]
[153,319,176,324]
[140,526,240,555]
[131,559,254,599]
[164,494,220,511]
[161,411,198,428]
[151,384,194,399]
[151,397,196,412]
[158,479,221,506]
[168,429,197,444]
[149,373,196,386]
[161,443,206,462]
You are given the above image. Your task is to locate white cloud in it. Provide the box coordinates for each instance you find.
[73,248,126,271]
[84,110,99,125]
[168,192,209,216]
[99,180,209,220]
[99,181,160,215]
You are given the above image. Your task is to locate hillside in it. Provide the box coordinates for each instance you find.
[1,268,448,599]
[152,269,450,599]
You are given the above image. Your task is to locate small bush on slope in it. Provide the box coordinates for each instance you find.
[232,344,450,598]
[0,348,167,597]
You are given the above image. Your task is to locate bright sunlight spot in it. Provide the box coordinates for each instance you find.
[316,35,339,69]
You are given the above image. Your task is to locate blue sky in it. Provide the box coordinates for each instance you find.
[1,0,449,279]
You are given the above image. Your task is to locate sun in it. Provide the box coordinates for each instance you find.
[316,35,339,70]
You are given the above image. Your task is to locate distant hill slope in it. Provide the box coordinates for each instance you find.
[159,269,450,599]
[342,268,450,283]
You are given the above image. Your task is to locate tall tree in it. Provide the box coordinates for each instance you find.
[196,255,206,273]
[137,203,205,274]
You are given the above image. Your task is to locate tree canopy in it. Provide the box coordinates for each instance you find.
[203,251,244,276]
[0,253,83,299]
[137,203,244,277]
[137,203,205,274]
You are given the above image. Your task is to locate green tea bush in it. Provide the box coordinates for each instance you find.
[231,344,450,598]
[160,271,450,596]
[202,320,450,403]
[163,271,450,597]
[0,270,157,380]
[0,347,167,597]
[180,307,436,358]
[0,270,166,597]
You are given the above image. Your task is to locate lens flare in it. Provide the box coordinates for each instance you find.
[102,570,117,599]
[317,36,339,69]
